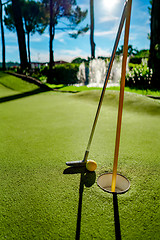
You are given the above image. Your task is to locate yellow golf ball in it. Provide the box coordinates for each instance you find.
[86,160,97,171]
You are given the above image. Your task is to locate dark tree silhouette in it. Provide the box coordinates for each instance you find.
[0,0,6,70]
[41,0,89,82]
[23,1,47,65]
[148,0,160,89]
[90,0,95,59]
[0,0,11,70]
[116,45,138,56]
[11,0,28,69]
[5,0,47,66]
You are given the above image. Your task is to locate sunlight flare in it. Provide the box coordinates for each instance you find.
[102,0,120,12]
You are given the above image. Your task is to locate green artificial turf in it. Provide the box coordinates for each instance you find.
[0,72,39,94]
[46,82,160,97]
[0,72,160,239]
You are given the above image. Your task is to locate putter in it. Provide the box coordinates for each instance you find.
[66,0,129,167]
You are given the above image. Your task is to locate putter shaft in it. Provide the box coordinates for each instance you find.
[66,0,128,168]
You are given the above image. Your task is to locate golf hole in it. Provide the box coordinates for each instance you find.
[97,173,130,194]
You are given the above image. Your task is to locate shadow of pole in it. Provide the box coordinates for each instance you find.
[76,172,85,240]
[63,167,96,240]
[113,194,121,240]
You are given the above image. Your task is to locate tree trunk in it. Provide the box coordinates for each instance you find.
[90,0,95,59]
[27,31,31,67]
[148,0,160,89]
[49,0,53,68]
[0,0,6,70]
[48,0,54,83]
[12,0,28,70]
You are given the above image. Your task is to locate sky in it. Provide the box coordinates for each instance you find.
[1,0,151,63]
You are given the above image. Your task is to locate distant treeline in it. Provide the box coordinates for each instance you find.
[0,62,20,68]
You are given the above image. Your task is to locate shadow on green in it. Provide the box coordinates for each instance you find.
[113,194,121,240]
[0,88,51,103]
[64,167,122,240]
[63,167,96,240]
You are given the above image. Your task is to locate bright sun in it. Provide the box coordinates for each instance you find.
[102,0,119,12]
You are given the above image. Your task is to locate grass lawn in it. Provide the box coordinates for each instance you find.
[46,82,160,97]
[0,72,160,239]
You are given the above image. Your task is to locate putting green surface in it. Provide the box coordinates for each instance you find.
[0,72,160,239]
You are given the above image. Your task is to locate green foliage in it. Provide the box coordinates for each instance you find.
[22,0,48,35]
[116,44,138,56]
[53,63,79,84]
[126,64,153,89]
[45,63,79,84]
[129,49,149,64]
[71,57,87,64]
[0,61,20,69]
[39,65,49,77]
[4,0,47,65]
[129,56,142,64]
[148,0,152,16]
[34,63,80,84]
[30,70,42,80]
[116,47,149,65]
[128,63,140,69]
[69,24,89,38]
[135,49,149,58]
[5,1,47,34]
[38,75,47,83]
[42,0,89,37]
[4,3,15,31]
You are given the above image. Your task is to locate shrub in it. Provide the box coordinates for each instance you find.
[39,76,47,83]
[72,57,87,64]
[51,63,80,84]
[40,65,49,77]
[126,64,153,89]
[129,56,142,64]
[128,63,140,69]
[39,63,80,84]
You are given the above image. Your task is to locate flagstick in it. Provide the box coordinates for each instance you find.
[111,0,132,192]
[82,1,128,163]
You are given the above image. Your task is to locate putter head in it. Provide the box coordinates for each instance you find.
[66,160,86,167]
